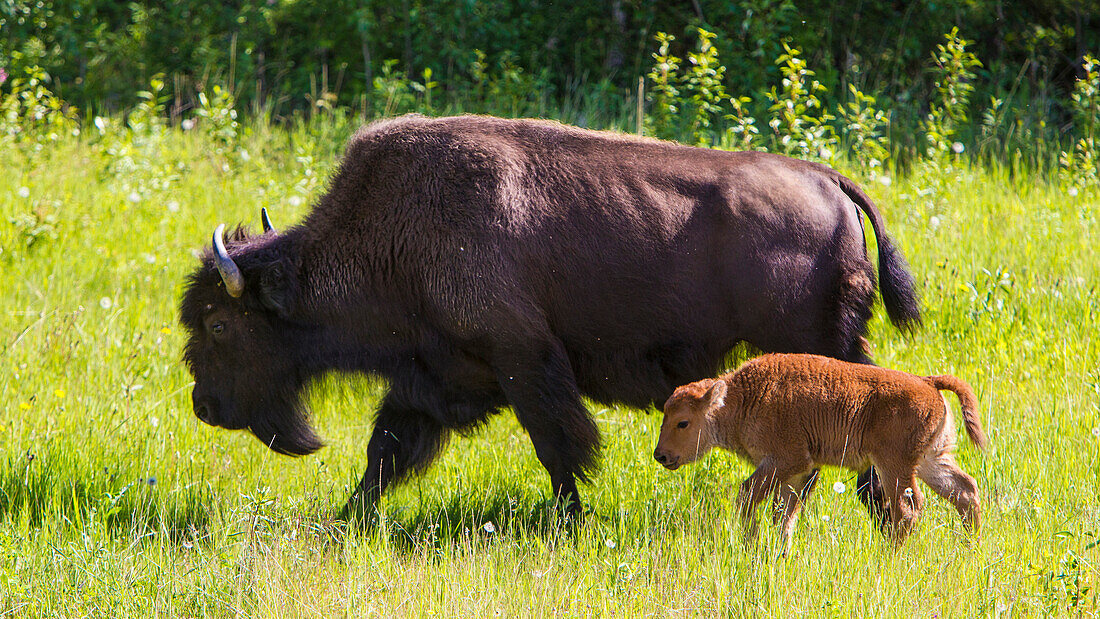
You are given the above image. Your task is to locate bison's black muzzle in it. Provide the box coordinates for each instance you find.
[193,396,218,426]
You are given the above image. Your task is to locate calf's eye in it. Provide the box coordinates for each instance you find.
[677,420,689,429]
[211,322,225,336]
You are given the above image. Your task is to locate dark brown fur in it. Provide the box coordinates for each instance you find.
[654,354,986,548]
[179,115,920,517]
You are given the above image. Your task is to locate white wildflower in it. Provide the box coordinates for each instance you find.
[167,200,180,213]
[181,118,196,131]
[605,538,616,549]
[877,176,892,187]
[288,195,302,207]
[483,522,496,534]
[951,142,965,154]
[833,481,846,494]
[17,186,30,198]
[1068,187,1079,197]
[99,297,113,309]
[128,191,142,203]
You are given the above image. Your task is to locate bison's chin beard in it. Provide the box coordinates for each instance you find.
[248,400,323,456]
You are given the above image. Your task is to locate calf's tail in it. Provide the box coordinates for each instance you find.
[925,374,988,451]
[835,175,922,333]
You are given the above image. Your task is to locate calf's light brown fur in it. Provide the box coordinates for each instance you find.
[653,353,987,549]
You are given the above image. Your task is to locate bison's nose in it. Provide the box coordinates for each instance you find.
[653,449,669,465]
[193,398,216,426]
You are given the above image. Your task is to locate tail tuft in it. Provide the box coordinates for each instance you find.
[926,374,988,451]
[877,237,922,333]
[835,176,921,333]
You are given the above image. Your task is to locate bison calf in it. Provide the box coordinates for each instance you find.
[654,353,987,549]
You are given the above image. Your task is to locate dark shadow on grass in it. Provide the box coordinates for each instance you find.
[0,454,213,545]
[334,485,587,558]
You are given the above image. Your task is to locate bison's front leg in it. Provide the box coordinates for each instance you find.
[340,395,449,523]
[494,336,600,520]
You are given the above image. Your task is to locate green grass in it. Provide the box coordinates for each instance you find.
[1,120,1098,617]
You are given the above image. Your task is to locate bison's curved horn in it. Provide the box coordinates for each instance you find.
[260,207,276,234]
[212,224,245,298]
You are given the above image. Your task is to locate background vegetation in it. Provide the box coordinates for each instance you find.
[2,0,1100,615]
[3,0,1100,157]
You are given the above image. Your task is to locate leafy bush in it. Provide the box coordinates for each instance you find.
[645,32,681,141]
[195,85,240,155]
[0,65,79,144]
[723,95,759,151]
[922,28,982,159]
[764,42,836,160]
[128,74,168,139]
[1060,54,1100,192]
[838,85,890,175]
[683,29,728,146]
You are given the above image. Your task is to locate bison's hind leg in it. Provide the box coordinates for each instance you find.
[493,333,600,519]
[831,262,877,365]
[873,462,924,546]
[856,467,892,532]
[917,452,982,536]
[837,261,894,527]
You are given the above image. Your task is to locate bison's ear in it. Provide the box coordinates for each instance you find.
[703,379,727,409]
[258,262,293,317]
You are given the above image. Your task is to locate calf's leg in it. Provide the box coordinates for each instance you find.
[738,458,809,547]
[917,452,982,534]
[877,466,923,545]
[772,472,816,555]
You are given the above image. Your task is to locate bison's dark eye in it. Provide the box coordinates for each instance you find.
[677,420,689,429]
[211,321,225,336]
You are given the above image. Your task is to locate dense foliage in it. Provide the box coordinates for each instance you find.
[3,1,1099,140]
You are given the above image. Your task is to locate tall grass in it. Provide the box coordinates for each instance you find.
[2,72,1099,617]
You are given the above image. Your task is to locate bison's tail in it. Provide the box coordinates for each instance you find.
[925,374,988,451]
[836,175,921,333]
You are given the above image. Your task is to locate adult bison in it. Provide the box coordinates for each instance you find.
[180,114,919,520]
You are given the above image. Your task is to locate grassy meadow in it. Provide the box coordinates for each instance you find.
[1,116,1099,616]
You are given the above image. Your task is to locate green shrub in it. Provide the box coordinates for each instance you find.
[723,95,759,151]
[838,84,890,175]
[683,29,728,146]
[0,65,79,144]
[645,32,681,141]
[765,42,837,160]
[1059,54,1100,192]
[922,27,982,159]
[195,84,240,155]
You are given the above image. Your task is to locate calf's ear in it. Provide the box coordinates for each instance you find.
[704,380,728,409]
